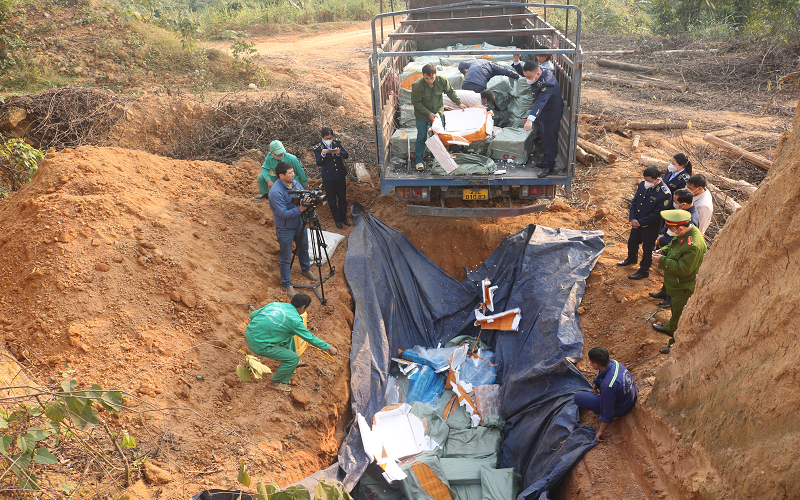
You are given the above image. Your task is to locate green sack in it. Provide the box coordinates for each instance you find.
[390,128,418,159]
[410,401,450,451]
[444,427,503,459]
[486,127,534,162]
[399,452,456,500]
[480,467,522,500]
[487,76,514,111]
[399,104,416,128]
[431,153,496,176]
[439,456,499,485]
[356,464,408,500]
[437,390,472,430]
[451,484,482,500]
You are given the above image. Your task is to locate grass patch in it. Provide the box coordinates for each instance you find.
[196,0,379,36]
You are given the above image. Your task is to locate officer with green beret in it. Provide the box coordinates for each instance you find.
[650,209,707,354]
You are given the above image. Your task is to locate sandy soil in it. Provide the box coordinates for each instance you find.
[1,21,797,499]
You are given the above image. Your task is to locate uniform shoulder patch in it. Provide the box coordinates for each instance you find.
[688,236,693,245]
[663,200,669,206]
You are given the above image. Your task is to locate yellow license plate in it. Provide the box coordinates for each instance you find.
[463,189,489,200]
[463,189,489,201]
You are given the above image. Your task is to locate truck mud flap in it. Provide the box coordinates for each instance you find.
[406,203,548,217]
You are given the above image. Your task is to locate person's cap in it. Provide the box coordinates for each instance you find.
[661,209,691,224]
[458,61,470,73]
[270,140,286,155]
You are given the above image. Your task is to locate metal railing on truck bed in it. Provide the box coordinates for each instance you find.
[369,0,583,216]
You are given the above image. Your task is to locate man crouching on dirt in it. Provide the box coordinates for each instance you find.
[574,347,638,442]
[245,293,339,393]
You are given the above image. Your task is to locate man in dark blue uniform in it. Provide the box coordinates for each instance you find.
[574,347,638,441]
[618,166,671,280]
[513,60,563,177]
[313,126,350,229]
[458,59,521,92]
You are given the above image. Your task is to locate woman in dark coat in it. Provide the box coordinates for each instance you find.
[313,127,350,229]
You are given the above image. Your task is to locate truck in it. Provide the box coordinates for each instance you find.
[369,0,583,216]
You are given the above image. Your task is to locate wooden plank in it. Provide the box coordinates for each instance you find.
[387,28,554,40]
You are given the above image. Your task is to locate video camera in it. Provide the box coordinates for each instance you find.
[287,189,326,208]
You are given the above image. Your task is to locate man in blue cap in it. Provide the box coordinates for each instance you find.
[651,209,708,354]
[574,346,638,441]
[254,140,308,199]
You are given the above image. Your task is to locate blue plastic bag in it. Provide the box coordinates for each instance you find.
[401,345,457,372]
[406,365,445,408]
[458,350,497,387]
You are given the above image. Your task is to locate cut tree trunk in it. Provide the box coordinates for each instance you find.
[577,138,617,164]
[639,156,668,169]
[633,74,689,92]
[576,146,596,166]
[632,135,640,151]
[703,133,772,170]
[627,122,689,130]
[584,50,636,55]
[707,182,742,213]
[652,49,719,55]
[711,174,757,196]
[596,59,657,74]
[584,74,648,88]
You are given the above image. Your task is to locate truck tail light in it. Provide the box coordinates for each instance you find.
[521,185,529,197]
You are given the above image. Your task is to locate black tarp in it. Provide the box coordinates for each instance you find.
[338,204,604,499]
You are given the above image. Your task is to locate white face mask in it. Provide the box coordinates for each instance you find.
[644,181,655,189]
[666,229,677,236]
[525,78,536,84]
[323,139,333,148]
[668,163,678,173]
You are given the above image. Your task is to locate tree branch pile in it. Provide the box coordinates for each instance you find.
[0,87,127,150]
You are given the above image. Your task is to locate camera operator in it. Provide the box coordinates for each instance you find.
[268,161,319,298]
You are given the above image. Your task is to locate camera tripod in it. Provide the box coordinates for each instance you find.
[289,205,335,304]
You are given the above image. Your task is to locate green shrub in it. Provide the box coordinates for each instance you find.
[0,137,43,198]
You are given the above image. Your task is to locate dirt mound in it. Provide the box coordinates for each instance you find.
[0,145,354,494]
[646,93,800,498]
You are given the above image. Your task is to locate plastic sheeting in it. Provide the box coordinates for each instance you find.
[340,204,604,499]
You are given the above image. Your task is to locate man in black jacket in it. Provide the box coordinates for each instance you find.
[458,59,521,92]
[313,127,350,229]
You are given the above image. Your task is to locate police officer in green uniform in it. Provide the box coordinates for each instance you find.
[651,210,708,354]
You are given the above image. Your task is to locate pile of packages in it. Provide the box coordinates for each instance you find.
[355,281,523,500]
[390,43,539,171]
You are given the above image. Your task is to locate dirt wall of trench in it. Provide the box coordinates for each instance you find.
[647,95,800,498]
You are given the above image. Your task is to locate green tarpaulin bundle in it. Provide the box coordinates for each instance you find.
[486,127,535,162]
[443,426,503,459]
[390,128,418,159]
[431,153,496,176]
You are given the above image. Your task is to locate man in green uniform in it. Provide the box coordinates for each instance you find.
[651,209,707,354]
[254,140,308,199]
[245,293,339,392]
[411,64,466,172]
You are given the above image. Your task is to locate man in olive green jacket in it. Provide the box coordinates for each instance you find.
[245,293,338,392]
[651,209,707,354]
[411,64,466,171]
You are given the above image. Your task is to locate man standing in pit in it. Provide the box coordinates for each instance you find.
[574,346,638,442]
[245,293,339,393]
[268,161,319,298]
[254,140,308,200]
[618,166,672,280]
[651,210,708,354]
[411,64,466,172]
[514,59,564,177]
[458,59,521,92]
